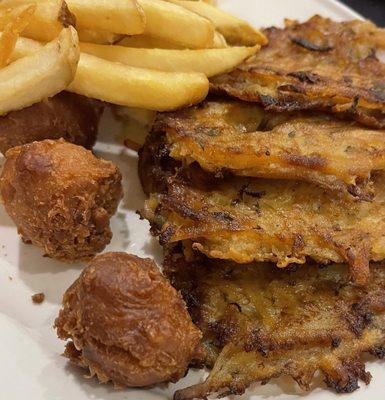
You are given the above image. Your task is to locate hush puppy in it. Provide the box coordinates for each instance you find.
[0,139,122,261]
[0,92,103,154]
[55,252,203,387]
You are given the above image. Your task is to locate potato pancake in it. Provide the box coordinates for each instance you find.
[154,99,385,200]
[139,132,385,284]
[211,16,385,128]
[164,247,385,399]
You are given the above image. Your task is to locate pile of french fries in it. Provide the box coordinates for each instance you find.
[0,0,266,115]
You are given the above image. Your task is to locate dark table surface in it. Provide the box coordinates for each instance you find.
[340,0,385,26]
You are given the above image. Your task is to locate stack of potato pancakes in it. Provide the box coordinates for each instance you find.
[139,16,385,400]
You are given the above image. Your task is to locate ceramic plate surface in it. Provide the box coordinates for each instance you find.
[2,1,382,399]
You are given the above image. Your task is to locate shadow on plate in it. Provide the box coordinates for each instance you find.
[39,358,326,400]
[0,204,15,227]
[96,148,146,212]
[39,358,171,400]
[17,240,84,305]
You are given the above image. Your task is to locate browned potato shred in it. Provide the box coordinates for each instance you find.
[156,100,385,200]
[211,16,385,128]
[164,247,385,399]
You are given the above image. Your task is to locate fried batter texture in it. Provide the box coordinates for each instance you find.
[211,16,385,128]
[139,133,385,284]
[0,92,103,154]
[154,99,385,200]
[164,248,385,399]
[0,139,122,261]
[55,252,203,387]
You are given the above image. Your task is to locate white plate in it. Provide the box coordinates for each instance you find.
[0,1,381,399]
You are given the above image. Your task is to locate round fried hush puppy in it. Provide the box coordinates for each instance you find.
[55,252,203,387]
[0,139,122,261]
[0,92,104,155]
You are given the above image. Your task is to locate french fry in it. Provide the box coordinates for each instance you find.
[11,37,208,110]
[186,0,217,3]
[118,34,185,49]
[137,0,215,49]
[0,0,75,42]
[118,29,226,49]
[166,0,267,46]
[67,52,209,110]
[80,42,259,77]
[77,28,124,45]
[0,3,36,67]
[9,35,42,61]
[0,27,79,115]
[65,0,145,36]
[213,30,227,48]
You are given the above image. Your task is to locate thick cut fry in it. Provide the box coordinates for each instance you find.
[119,29,226,49]
[213,30,226,48]
[10,36,208,110]
[9,35,42,61]
[0,27,79,115]
[0,3,35,67]
[67,52,209,111]
[137,0,215,49]
[77,28,124,45]
[66,0,145,35]
[80,43,259,77]
[0,0,75,42]
[119,34,185,49]
[166,0,267,46]
[9,36,208,110]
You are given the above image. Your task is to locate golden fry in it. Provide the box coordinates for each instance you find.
[118,30,226,49]
[166,0,267,46]
[0,3,36,67]
[0,0,74,42]
[66,0,145,35]
[9,36,209,110]
[212,30,227,47]
[77,28,124,45]
[138,0,215,49]
[80,43,259,77]
[67,52,209,111]
[0,27,79,115]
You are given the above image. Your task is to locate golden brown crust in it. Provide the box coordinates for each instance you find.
[0,92,104,155]
[164,248,385,399]
[153,99,385,200]
[139,134,385,284]
[138,130,179,197]
[211,16,385,128]
[55,252,203,387]
[0,139,122,262]
[59,1,76,28]
[31,293,45,304]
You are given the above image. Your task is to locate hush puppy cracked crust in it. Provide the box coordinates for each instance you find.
[55,252,203,387]
[0,139,122,261]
